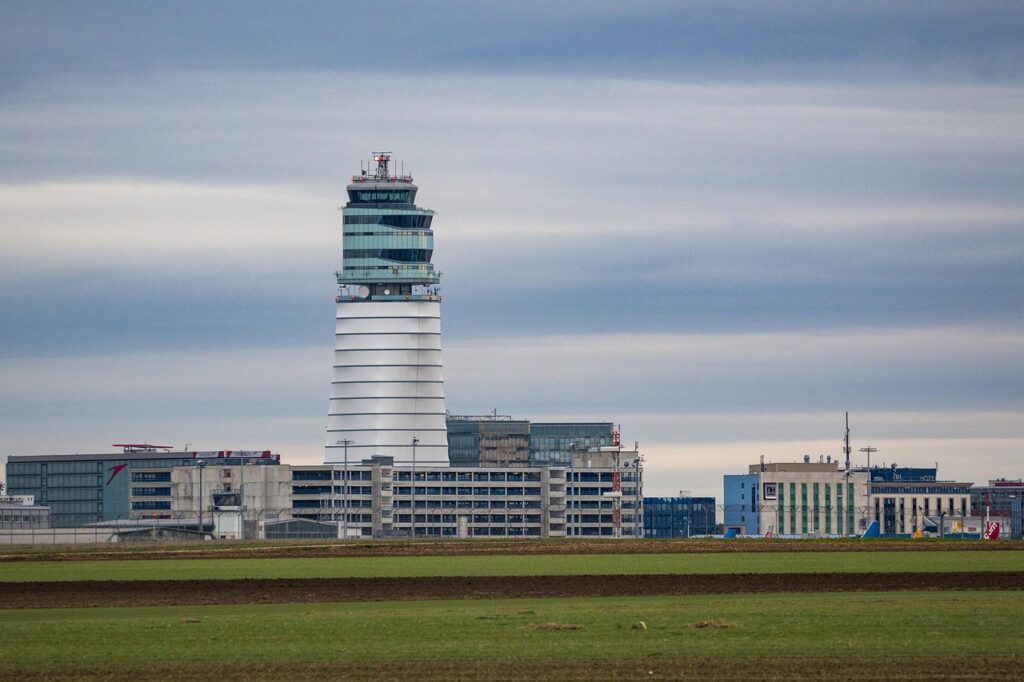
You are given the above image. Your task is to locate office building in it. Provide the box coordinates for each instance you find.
[724,458,977,537]
[446,414,531,467]
[529,422,615,465]
[5,445,280,528]
[724,458,869,537]
[970,479,1024,517]
[643,496,716,538]
[170,449,642,539]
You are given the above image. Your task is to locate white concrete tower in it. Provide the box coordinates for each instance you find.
[326,153,448,463]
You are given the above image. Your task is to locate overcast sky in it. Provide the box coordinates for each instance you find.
[1,1,1022,498]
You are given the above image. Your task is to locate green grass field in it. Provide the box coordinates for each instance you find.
[0,592,1020,679]
[1,549,1021,582]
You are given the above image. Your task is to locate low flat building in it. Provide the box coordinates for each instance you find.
[724,457,868,537]
[643,496,716,537]
[970,479,1024,517]
[0,496,50,529]
[5,446,281,528]
[868,466,972,536]
[724,458,974,538]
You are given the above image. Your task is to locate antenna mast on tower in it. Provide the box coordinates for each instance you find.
[843,412,852,470]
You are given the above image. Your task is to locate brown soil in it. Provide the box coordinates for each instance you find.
[3,655,1022,681]
[2,538,1019,562]
[3,571,1021,609]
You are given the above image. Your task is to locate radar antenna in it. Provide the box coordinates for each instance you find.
[372,151,391,179]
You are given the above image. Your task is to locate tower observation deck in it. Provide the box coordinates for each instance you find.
[326,153,448,463]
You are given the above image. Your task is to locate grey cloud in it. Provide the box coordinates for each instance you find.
[2,1,1022,87]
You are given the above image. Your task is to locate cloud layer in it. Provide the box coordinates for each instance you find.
[1,3,1021,499]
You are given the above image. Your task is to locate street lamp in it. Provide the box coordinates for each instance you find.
[197,460,207,537]
[568,442,576,538]
[411,436,419,538]
[859,446,878,532]
[336,439,355,540]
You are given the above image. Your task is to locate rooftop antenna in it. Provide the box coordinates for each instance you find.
[860,445,878,470]
[843,412,852,470]
[372,151,391,178]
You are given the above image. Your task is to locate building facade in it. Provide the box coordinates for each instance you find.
[170,451,642,539]
[643,496,716,538]
[446,416,618,468]
[529,422,615,465]
[0,496,50,529]
[970,479,1024,517]
[5,446,280,528]
[724,459,975,538]
[868,466,972,536]
[446,414,531,467]
[327,153,448,464]
[724,459,869,537]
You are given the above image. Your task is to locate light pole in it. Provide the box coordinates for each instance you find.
[238,459,245,540]
[336,439,355,540]
[568,442,576,538]
[411,436,419,538]
[859,446,878,531]
[197,460,207,538]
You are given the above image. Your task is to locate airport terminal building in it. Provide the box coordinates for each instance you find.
[5,446,281,528]
[5,448,642,541]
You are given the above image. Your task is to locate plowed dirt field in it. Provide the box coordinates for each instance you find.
[4,570,1022,609]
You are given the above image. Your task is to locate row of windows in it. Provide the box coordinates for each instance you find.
[131,501,171,510]
[388,513,548,526]
[341,264,435,275]
[131,487,171,497]
[347,190,414,204]
[394,471,542,482]
[296,513,375,523]
[568,487,638,496]
[131,472,171,482]
[568,472,637,483]
[0,514,48,527]
[9,474,101,488]
[293,470,374,481]
[39,488,101,501]
[392,486,542,496]
[344,234,432,251]
[46,501,101,513]
[344,214,433,228]
[6,461,101,474]
[569,514,637,524]
[394,500,543,510]
[569,500,638,510]
[292,486,374,496]
[294,499,375,509]
[344,249,432,263]
[567,527,632,536]
[872,485,971,495]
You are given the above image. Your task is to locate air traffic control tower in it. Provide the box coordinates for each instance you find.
[325,153,448,464]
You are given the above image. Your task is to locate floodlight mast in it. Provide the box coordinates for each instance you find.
[860,445,879,530]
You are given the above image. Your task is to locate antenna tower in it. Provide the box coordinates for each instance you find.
[843,412,852,470]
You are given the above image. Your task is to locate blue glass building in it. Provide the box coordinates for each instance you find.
[643,496,717,537]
